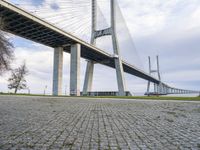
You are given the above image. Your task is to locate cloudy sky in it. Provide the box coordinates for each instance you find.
[0,0,200,95]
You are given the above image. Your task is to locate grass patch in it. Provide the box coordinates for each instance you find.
[0,92,200,101]
[0,92,69,98]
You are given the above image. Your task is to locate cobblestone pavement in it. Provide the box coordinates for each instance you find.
[0,96,200,150]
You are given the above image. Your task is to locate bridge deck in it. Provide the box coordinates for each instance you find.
[0,0,159,84]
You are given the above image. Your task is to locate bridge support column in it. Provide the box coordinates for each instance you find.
[161,85,164,94]
[154,84,156,94]
[111,0,126,96]
[114,57,126,96]
[162,86,165,94]
[166,87,168,94]
[165,86,167,94]
[70,44,81,96]
[53,47,63,96]
[83,60,94,95]
[147,81,150,95]
[158,84,161,94]
[146,56,151,95]
[163,86,166,94]
[160,85,163,94]
[156,84,159,95]
[82,0,96,96]
[146,56,162,96]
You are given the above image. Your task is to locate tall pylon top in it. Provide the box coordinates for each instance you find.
[91,0,121,56]
[148,55,161,81]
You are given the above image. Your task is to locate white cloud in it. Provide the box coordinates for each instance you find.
[164,70,200,82]
[118,0,200,38]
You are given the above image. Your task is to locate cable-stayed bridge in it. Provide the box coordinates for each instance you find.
[0,0,199,96]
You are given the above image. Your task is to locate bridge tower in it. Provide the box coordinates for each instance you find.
[83,0,126,96]
[146,55,162,95]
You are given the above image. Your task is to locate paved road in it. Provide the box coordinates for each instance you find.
[0,96,200,150]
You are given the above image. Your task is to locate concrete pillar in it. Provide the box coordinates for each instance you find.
[70,44,81,96]
[163,86,166,94]
[160,85,163,94]
[146,56,151,95]
[166,87,168,94]
[161,85,164,94]
[114,58,126,96]
[165,87,167,94]
[157,84,160,94]
[156,84,159,94]
[154,83,156,93]
[111,0,126,96]
[52,47,63,96]
[162,85,164,94]
[147,81,150,95]
[83,60,94,95]
[82,0,96,95]
[159,84,162,94]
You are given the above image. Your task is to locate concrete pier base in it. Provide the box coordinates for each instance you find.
[52,47,63,96]
[70,44,81,96]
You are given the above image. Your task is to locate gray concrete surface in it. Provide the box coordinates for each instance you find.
[0,96,200,150]
[70,44,81,96]
[53,47,63,96]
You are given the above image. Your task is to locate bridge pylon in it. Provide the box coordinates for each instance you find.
[146,55,163,96]
[83,0,126,96]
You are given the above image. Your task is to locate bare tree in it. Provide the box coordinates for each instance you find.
[0,30,14,75]
[8,62,29,93]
